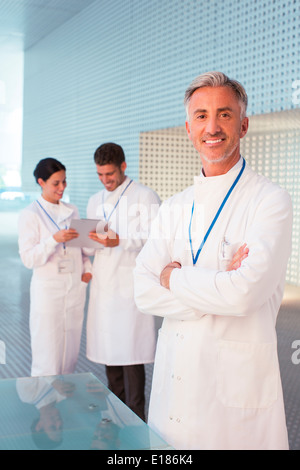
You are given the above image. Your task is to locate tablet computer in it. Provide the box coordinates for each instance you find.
[66,219,110,249]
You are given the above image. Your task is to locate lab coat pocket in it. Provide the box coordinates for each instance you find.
[216,340,278,409]
[152,329,168,395]
[218,239,243,271]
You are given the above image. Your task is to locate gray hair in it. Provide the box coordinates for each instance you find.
[184,71,248,121]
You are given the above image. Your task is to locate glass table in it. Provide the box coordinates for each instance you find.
[0,372,171,450]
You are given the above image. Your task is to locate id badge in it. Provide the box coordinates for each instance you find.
[58,257,75,274]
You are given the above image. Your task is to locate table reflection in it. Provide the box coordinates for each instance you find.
[0,373,170,450]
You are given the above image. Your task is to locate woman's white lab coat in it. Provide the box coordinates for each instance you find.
[134,159,293,450]
[18,196,92,377]
[86,176,160,366]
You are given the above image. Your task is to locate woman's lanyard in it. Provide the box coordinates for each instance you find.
[36,199,67,253]
[189,158,246,266]
[102,179,133,222]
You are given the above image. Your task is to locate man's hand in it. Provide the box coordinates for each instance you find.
[81,272,93,283]
[160,261,182,290]
[89,230,120,248]
[226,243,249,271]
[160,244,248,290]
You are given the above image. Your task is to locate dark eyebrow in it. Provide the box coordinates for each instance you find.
[97,171,115,176]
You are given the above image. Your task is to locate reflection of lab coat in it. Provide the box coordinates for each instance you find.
[16,375,153,450]
[134,159,293,450]
[86,176,160,365]
[16,377,66,410]
[18,197,91,376]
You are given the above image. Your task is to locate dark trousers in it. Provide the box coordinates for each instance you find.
[105,364,146,421]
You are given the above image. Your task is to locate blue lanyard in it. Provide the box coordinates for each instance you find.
[189,158,246,266]
[36,200,62,231]
[102,179,133,222]
[36,199,67,251]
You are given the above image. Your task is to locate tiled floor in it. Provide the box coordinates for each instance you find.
[0,207,299,449]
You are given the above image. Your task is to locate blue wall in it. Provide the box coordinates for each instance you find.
[22,0,300,215]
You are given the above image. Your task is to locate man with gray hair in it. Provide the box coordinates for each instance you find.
[134,71,292,449]
[184,71,248,120]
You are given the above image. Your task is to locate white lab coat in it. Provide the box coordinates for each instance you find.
[18,196,92,377]
[86,176,160,365]
[134,158,293,450]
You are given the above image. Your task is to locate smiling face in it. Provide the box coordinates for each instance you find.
[96,162,127,192]
[38,170,67,204]
[185,86,249,176]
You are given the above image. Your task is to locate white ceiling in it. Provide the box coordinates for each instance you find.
[0,0,96,51]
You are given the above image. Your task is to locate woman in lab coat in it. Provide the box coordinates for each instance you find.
[18,158,92,377]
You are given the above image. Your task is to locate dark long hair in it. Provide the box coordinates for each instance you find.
[33,158,66,183]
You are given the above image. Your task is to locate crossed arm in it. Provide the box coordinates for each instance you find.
[160,244,249,290]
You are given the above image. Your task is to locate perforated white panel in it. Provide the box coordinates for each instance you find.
[241,109,300,286]
[139,127,199,201]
